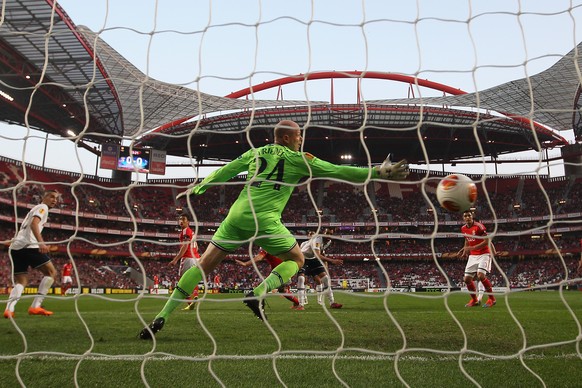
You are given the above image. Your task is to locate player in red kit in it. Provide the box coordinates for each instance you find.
[213,274,222,292]
[457,210,496,308]
[61,262,73,296]
[169,213,201,310]
[151,275,160,294]
[236,249,301,309]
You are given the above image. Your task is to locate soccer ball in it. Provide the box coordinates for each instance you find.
[436,174,477,212]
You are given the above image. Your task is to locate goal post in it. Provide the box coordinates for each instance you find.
[330,277,370,291]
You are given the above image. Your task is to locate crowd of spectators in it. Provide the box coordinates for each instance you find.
[1,157,581,292]
[1,252,579,291]
[2,159,579,227]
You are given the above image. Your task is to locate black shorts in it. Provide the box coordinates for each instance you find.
[298,258,325,277]
[10,248,52,275]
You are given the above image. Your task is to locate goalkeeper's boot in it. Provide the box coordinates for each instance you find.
[243,292,267,321]
[482,298,497,308]
[139,317,165,340]
[330,302,343,309]
[28,306,53,316]
[3,310,14,319]
[464,299,480,307]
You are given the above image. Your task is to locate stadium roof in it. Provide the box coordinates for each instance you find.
[0,0,122,144]
[136,70,570,165]
[0,0,319,142]
[0,0,577,166]
[75,26,319,138]
[370,43,582,134]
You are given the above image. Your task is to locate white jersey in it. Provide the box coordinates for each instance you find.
[300,235,323,260]
[11,203,49,250]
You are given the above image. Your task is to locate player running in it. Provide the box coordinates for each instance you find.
[458,210,497,308]
[139,119,408,339]
[235,248,301,309]
[297,230,343,309]
[4,189,59,318]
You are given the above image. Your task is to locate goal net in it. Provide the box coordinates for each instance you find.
[0,0,581,386]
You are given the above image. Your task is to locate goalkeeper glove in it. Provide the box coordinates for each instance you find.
[375,154,409,180]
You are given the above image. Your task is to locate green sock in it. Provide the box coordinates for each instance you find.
[155,266,202,320]
[253,261,299,297]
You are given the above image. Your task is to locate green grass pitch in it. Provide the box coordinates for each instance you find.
[1,290,581,387]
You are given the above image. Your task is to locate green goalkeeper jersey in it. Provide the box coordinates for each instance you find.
[191,143,379,231]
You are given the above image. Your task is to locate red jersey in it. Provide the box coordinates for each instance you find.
[153,275,159,285]
[62,263,73,277]
[180,227,200,258]
[461,221,490,255]
[260,249,283,268]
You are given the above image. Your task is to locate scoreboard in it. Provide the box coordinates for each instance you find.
[100,144,166,175]
[117,146,150,173]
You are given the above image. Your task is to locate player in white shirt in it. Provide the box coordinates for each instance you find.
[296,230,343,309]
[4,190,59,319]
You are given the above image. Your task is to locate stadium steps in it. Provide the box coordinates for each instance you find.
[506,259,518,277]
[115,265,153,288]
[316,180,325,208]
[376,266,388,288]
[515,177,525,203]
[367,181,378,209]
[556,176,576,213]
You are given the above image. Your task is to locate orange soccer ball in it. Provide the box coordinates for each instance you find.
[436,174,477,212]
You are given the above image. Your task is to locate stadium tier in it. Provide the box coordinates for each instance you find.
[1,157,581,290]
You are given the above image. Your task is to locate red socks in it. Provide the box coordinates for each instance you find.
[481,278,495,301]
[466,280,478,301]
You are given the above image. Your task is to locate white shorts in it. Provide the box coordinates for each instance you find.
[62,276,72,284]
[179,257,199,276]
[464,253,492,276]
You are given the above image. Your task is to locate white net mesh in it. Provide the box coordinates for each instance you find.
[0,0,581,386]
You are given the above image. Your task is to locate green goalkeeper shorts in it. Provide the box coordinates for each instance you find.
[211,218,297,256]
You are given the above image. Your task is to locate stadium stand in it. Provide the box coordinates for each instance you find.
[1,157,581,291]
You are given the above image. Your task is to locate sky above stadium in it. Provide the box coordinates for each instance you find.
[1,0,582,178]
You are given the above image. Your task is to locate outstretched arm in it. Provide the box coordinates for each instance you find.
[467,237,490,253]
[314,249,343,265]
[306,154,408,183]
[490,242,497,256]
[169,244,188,266]
[177,151,252,199]
[457,239,471,258]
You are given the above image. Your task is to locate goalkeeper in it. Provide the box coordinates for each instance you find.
[139,119,408,339]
